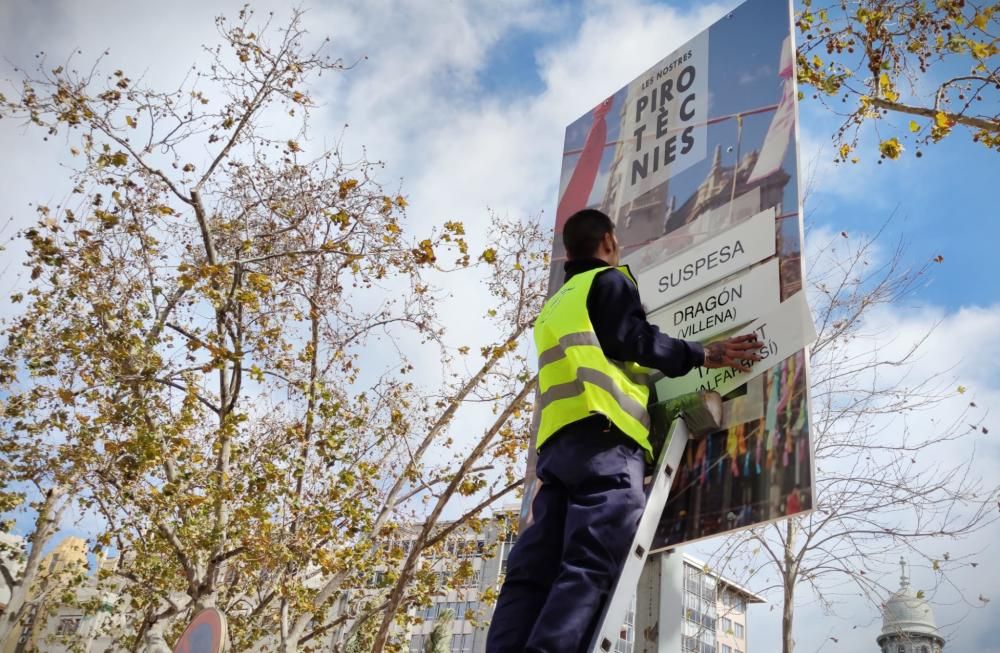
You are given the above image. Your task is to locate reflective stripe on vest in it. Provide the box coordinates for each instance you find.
[533,265,654,456]
[537,367,651,428]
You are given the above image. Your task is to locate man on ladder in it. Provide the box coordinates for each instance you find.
[485,209,760,653]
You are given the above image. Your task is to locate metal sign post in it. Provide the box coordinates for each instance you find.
[632,552,684,653]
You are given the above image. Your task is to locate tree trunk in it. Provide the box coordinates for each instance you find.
[0,486,66,647]
[0,583,29,647]
[279,598,296,653]
[782,518,797,653]
[142,619,173,653]
[194,589,217,612]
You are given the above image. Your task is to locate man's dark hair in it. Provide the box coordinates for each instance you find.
[562,209,614,260]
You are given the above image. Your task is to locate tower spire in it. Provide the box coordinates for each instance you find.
[899,557,909,589]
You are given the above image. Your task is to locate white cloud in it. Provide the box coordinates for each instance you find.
[738,64,772,86]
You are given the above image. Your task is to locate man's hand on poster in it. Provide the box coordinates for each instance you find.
[702,333,761,371]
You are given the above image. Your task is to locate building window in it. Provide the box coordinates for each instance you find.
[56,616,82,636]
[721,645,733,653]
[721,591,746,614]
[447,632,472,653]
[897,646,905,653]
[721,617,732,633]
[734,623,744,639]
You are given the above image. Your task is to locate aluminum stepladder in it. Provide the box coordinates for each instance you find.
[588,392,721,653]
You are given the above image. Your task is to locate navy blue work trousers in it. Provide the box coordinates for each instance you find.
[486,420,647,653]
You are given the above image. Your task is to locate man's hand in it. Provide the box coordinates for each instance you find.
[702,333,762,371]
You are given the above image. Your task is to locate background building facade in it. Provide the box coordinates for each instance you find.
[680,554,761,653]
[0,537,120,653]
[876,560,945,653]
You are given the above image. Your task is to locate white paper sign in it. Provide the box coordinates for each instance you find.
[648,258,780,342]
[655,290,816,399]
[635,207,776,311]
[618,31,709,206]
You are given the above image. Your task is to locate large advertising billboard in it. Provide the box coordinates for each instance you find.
[523,0,815,550]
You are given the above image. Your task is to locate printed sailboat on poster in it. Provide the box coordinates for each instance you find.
[748,35,795,184]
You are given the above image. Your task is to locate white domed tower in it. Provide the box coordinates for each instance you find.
[876,558,945,653]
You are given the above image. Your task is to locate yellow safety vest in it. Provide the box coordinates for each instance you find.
[534,265,654,457]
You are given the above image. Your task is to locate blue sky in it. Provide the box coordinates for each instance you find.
[1,0,997,651]
[804,128,999,309]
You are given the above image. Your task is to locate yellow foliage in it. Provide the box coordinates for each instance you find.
[879,137,903,159]
[338,178,358,199]
[246,272,272,293]
[412,239,436,265]
[443,220,465,235]
[970,40,998,59]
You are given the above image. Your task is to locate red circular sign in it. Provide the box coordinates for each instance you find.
[173,608,228,653]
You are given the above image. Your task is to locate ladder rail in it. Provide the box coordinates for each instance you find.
[589,419,691,653]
